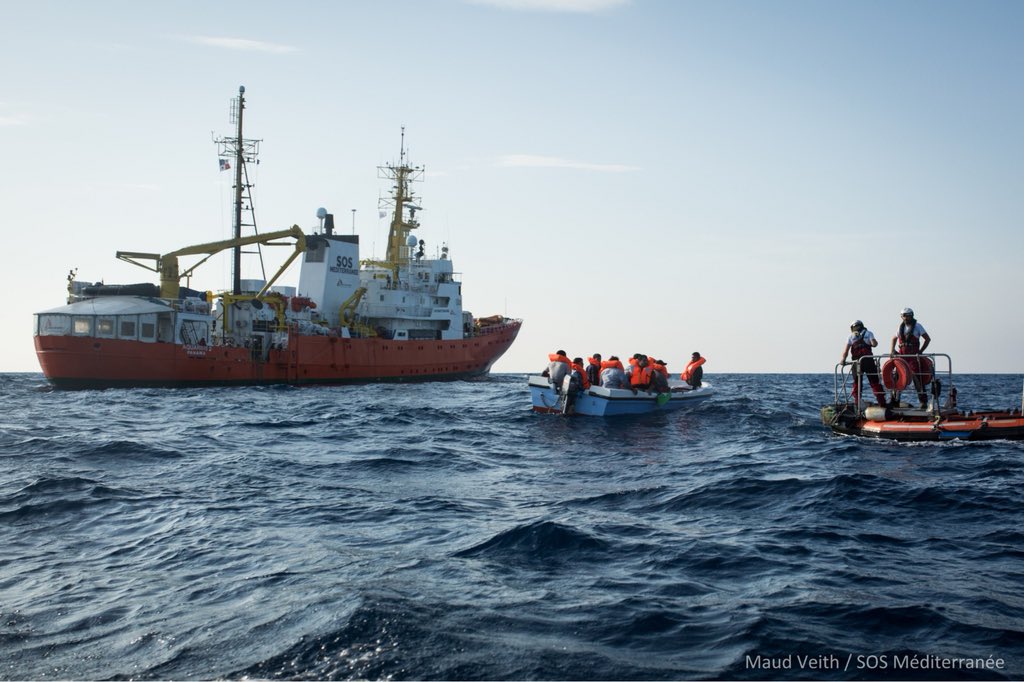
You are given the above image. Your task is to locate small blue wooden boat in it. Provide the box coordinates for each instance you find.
[528,374,713,416]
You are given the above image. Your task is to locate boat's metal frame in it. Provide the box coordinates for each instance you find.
[823,353,1024,441]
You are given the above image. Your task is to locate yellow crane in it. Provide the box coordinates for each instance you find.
[116,226,307,300]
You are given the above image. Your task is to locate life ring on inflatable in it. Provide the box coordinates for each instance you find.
[882,358,912,391]
[916,356,934,385]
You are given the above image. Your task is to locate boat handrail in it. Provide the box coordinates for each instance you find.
[833,352,955,412]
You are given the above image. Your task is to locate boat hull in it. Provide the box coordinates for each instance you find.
[35,322,521,389]
[822,404,1024,441]
[529,375,712,416]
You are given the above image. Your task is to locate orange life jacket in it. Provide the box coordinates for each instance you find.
[681,356,706,381]
[600,359,624,371]
[548,353,571,366]
[628,358,643,386]
[651,362,668,377]
[571,361,591,389]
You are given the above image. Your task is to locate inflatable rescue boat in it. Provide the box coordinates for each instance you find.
[822,353,1024,441]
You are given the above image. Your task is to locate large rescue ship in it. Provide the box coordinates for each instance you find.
[34,87,521,388]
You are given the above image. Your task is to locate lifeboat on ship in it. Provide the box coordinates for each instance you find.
[821,353,1024,441]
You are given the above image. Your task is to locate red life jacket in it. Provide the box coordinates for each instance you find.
[850,332,873,359]
[897,321,920,354]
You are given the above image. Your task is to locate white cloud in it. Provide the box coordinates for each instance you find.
[466,0,628,11]
[498,154,639,172]
[184,35,298,54]
[0,115,27,126]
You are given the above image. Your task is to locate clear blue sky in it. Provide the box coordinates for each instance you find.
[3,0,1021,373]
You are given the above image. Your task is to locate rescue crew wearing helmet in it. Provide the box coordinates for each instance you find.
[841,320,887,409]
[889,307,931,408]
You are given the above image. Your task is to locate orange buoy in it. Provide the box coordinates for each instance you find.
[882,358,912,391]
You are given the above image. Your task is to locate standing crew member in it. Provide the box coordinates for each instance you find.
[889,307,931,408]
[841,320,886,409]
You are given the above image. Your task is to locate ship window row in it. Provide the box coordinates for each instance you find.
[36,313,160,342]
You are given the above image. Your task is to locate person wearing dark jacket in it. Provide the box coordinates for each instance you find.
[585,354,602,387]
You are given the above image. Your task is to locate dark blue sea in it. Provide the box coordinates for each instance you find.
[2,372,1023,681]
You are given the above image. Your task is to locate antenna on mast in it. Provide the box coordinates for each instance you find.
[215,85,263,295]
[400,125,406,165]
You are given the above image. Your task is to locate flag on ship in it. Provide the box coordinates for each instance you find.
[219,158,231,171]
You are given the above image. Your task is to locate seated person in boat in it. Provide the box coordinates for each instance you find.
[681,352,705,388]
[841,320,886,408]
[629,355,652,393]
[585,354,602,387]
[599,356,627,389]
[570,357,591,390]
[544,350,572,392]
[648,360,670,394]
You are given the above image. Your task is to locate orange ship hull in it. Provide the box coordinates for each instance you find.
[36,321,521,389]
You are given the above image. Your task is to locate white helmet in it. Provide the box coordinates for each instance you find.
[901,307,914,316]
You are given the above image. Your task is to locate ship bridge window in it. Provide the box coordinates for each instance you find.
[96,316,116,339]
[72,316,93,336]
[36,314,71,336]
[119,316,137,340]
[305,242,325,263]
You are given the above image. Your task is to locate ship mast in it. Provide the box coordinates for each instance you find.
[231,87,245,295]
[215,86,262,295]
[379,127,425,273]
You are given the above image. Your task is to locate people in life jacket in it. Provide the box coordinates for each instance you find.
[681,352,706,387]
[545,350,572,393]
[571,357,591,390]
[599,356,627,388]
[889,307,931,408]
[841,320,886,409]
[629,355,653,392]
[648,360,670,393]
[585,354,602,387]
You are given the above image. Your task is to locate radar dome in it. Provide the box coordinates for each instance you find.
[316,207,328,220]
[406,235,418,247]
